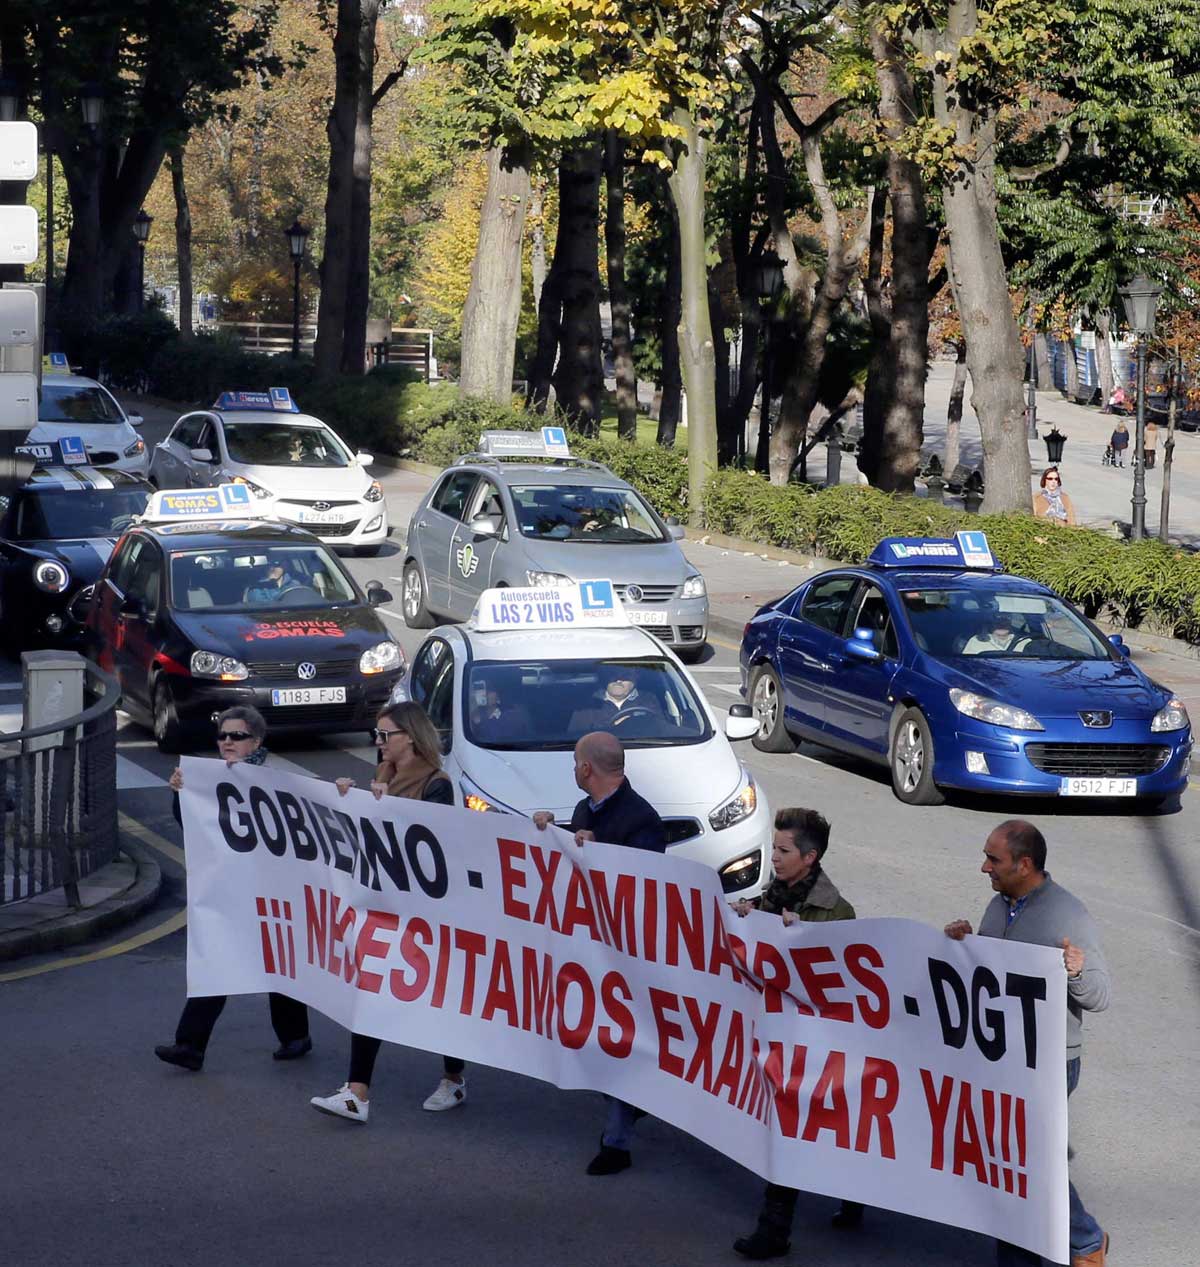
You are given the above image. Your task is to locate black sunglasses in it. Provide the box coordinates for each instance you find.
[217,730,254,742]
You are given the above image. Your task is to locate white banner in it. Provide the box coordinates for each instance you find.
[181,758,1068,1260]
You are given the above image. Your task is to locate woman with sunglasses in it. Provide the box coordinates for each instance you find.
[1033,466,1077,526]
[154,706,311,1072]
[310,701,466,1123]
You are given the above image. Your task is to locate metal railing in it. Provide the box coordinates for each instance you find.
[0,662,120,908]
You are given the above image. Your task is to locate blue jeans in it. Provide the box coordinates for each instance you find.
[996,1057,1104,1265]
[601,1097,639,1150]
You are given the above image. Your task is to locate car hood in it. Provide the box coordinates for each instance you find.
[521,539,693,585]
[229,460,371,500]
[173,603,390,657]
[934,654,1166,718]
[459,734,746,820]
[29,537,121,582]
[28,420,137,446]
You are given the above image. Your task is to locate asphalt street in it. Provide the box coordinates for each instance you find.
[2,402,1198,1266]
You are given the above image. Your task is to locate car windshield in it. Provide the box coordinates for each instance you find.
[465,657,712,750]
[169,544,358,612]
[40,385,124,424]
[899,589,1111,660]
[509,484,667,543]
[13,487,149,539]
[222,423,352,468]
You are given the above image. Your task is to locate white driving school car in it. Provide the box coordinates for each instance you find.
[406,582,771,896]
[25,371,149,476]
[148,388,388,554]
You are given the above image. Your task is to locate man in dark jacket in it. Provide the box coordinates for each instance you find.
[567,666,665,736]
[533,730,665,1175]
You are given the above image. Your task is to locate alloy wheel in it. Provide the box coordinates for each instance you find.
[894,720,924,793]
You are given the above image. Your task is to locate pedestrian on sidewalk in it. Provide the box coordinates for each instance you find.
[1103,384,1126,414]
[1143,421,1158,469]
[154,706,311,1072]
[945,820,1111,1267]
[730,807,864,1261]
[1033,466,1077,526]
[533,730,666,1177]
[310,701,464,1124]
[1109,420,1129,467]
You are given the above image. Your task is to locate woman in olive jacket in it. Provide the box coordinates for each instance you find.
[731,808,863,1261]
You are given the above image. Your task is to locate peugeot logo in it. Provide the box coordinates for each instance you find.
[297,662,317,681]
[1079,710,1112,728]
[312,501,331,512]
[625,584,644,604]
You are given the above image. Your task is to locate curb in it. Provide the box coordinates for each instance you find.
[0,840,163,963]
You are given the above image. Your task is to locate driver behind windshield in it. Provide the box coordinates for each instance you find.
[962,613,1017,655]
[569,667,664,733]
[244,560,299,605]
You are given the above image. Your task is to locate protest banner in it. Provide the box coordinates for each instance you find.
[181,758,1068,1259]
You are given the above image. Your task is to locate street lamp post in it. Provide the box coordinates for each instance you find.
[753,248,785,474]
[1117,272,1163,541]
[284,218,310,358]
[132,208,153,310]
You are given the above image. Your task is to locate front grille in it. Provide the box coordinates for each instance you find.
[678,625,705,641]
[663,817,702,845]
[615,583,677,604]
[262,702,364,728]
[1025,743,1171,777]
[279,517,360,538]
[283,499,359,509]
[88,450,121,465]
[247,657,360,683]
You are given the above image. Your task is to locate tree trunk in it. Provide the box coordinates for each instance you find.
[1062,332,1080,399]
[945,339,967,472]
[657,173,683,447]
[1093,310,1115,407]
[604,132,637,441]
[530,178,547,316]
[666,109,718,521]
[527,196,565,412]
[459,141,532,401]
[169,146,193,338]
[859,189,892,484]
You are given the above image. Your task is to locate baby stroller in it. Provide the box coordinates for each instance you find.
[1102,444,1117,467]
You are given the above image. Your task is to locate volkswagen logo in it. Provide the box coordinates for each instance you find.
[312,501,331,513]
[1079,710,1112,728]
[625,584,644,604]
[297,662,317,681]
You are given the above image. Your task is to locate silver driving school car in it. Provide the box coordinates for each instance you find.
[401,428,709,660]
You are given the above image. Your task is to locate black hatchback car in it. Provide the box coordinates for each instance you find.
[83,517,404,750]
[0,465,152,659]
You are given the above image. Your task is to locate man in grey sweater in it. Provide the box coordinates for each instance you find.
[946,820,1110,1267]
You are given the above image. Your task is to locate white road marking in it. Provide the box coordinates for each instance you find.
[378,608,407,623]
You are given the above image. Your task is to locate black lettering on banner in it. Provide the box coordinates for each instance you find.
[276,792,319,861]
[330,809,358,874]
[249,786,287,857]
[929,958,969,1051]
[360,818,410,893]
[971,966,1006,1062]
[1004,972,1047,1070]
[217,783,256,852]
[404,824,448,898]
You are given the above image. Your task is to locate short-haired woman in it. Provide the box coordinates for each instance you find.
[154,706,311,1071]
[1033,466,1077,526]
[310,701,466,1122]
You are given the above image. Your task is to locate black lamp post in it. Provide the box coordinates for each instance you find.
[1118,272,1163,540]
[284,218,310,358]
[132,208,153,310]
[1026,307,1039,439]
[753,248,785,473]
[1044,427,1067,464]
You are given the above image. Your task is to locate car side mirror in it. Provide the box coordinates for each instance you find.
[120,594,147,620]
[668,524,686,540]
[190,447,214,463]
[846,629,884,662]
[127,414,144,426]
[469,514,499,537]
[365,580,393,606]
[724,702,759,742]
[1108,634,1131,658]
[357,450,374,465]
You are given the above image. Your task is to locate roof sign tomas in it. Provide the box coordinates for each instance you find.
[471,579,630,632]
[478,427,572,459]
[213,387,299,413]
[868,533,999,571]
[143,483,273,523]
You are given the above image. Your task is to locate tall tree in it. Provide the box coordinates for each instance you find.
[604,132,639,441]
[168,146,193,338]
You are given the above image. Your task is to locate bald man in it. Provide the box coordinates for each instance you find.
[534,730,666,1175]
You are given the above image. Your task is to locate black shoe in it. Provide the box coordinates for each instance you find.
[831,1201,864,1229]
[732,1230,790,1260]
[586,1142,632,1176]
[155,1042,203,1071]
[272,1037,313,1061]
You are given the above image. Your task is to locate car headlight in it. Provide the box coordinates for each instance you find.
[681,574,706,600]
[124,437,146,458]
[33,560,70,593]
[359,640,403,675]
[526,570,571,586]
[364,480,383,503]
[949,688,1044,731]
[230,475,273,500]
[709,766,757,831]
[190,649,248,681]
[1151,697,1190,732]
[460,773,517,814]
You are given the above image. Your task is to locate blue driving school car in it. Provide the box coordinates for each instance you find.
[739,532,1192,808]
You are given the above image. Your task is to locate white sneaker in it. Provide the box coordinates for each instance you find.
[310,1083,370,1123]
[423,1076,467,1112]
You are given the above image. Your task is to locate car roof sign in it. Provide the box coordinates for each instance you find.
[212,387,299,413]
[478,427,571,459]
[867,532,999,571]
[43,352,70,374]
[471,580,630,632]
[16,435,87,466]
[141,483,273,523]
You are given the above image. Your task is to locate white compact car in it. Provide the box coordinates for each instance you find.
[26,374,148,476]
[406,584,770,897]
[148,389,388,555]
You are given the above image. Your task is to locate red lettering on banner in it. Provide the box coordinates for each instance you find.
[844,943,890,1028]
[481,938,519,1026]
[389,917,432,1001]
[598,971,634,1058]
[555,961,594,1049]
[455,928,488,1014]
[521,948,555,1036]
[789,946,850,1022]
[711,1011,746,1104]
[921,1070,954,1171]
[589,870,636,953]
[305,885,327,968]
[497,838,530,921]
[559,868,603,942]
[430,922,452,1008]
[800,1050,850,1148]
[763,1041,808,1139]
[682,995,722,1091]
[922,1071,1030,1196]
[328,896,357,983]
[648,987,686,1077]
[708,899,747,984]
[353,910,399,994]
[753,941,791,1014]
[530,845,562,932]
[953,1079,989,1183]
[856,1057,900,1157]
[664,882,706,971]
[642,876,658,963]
